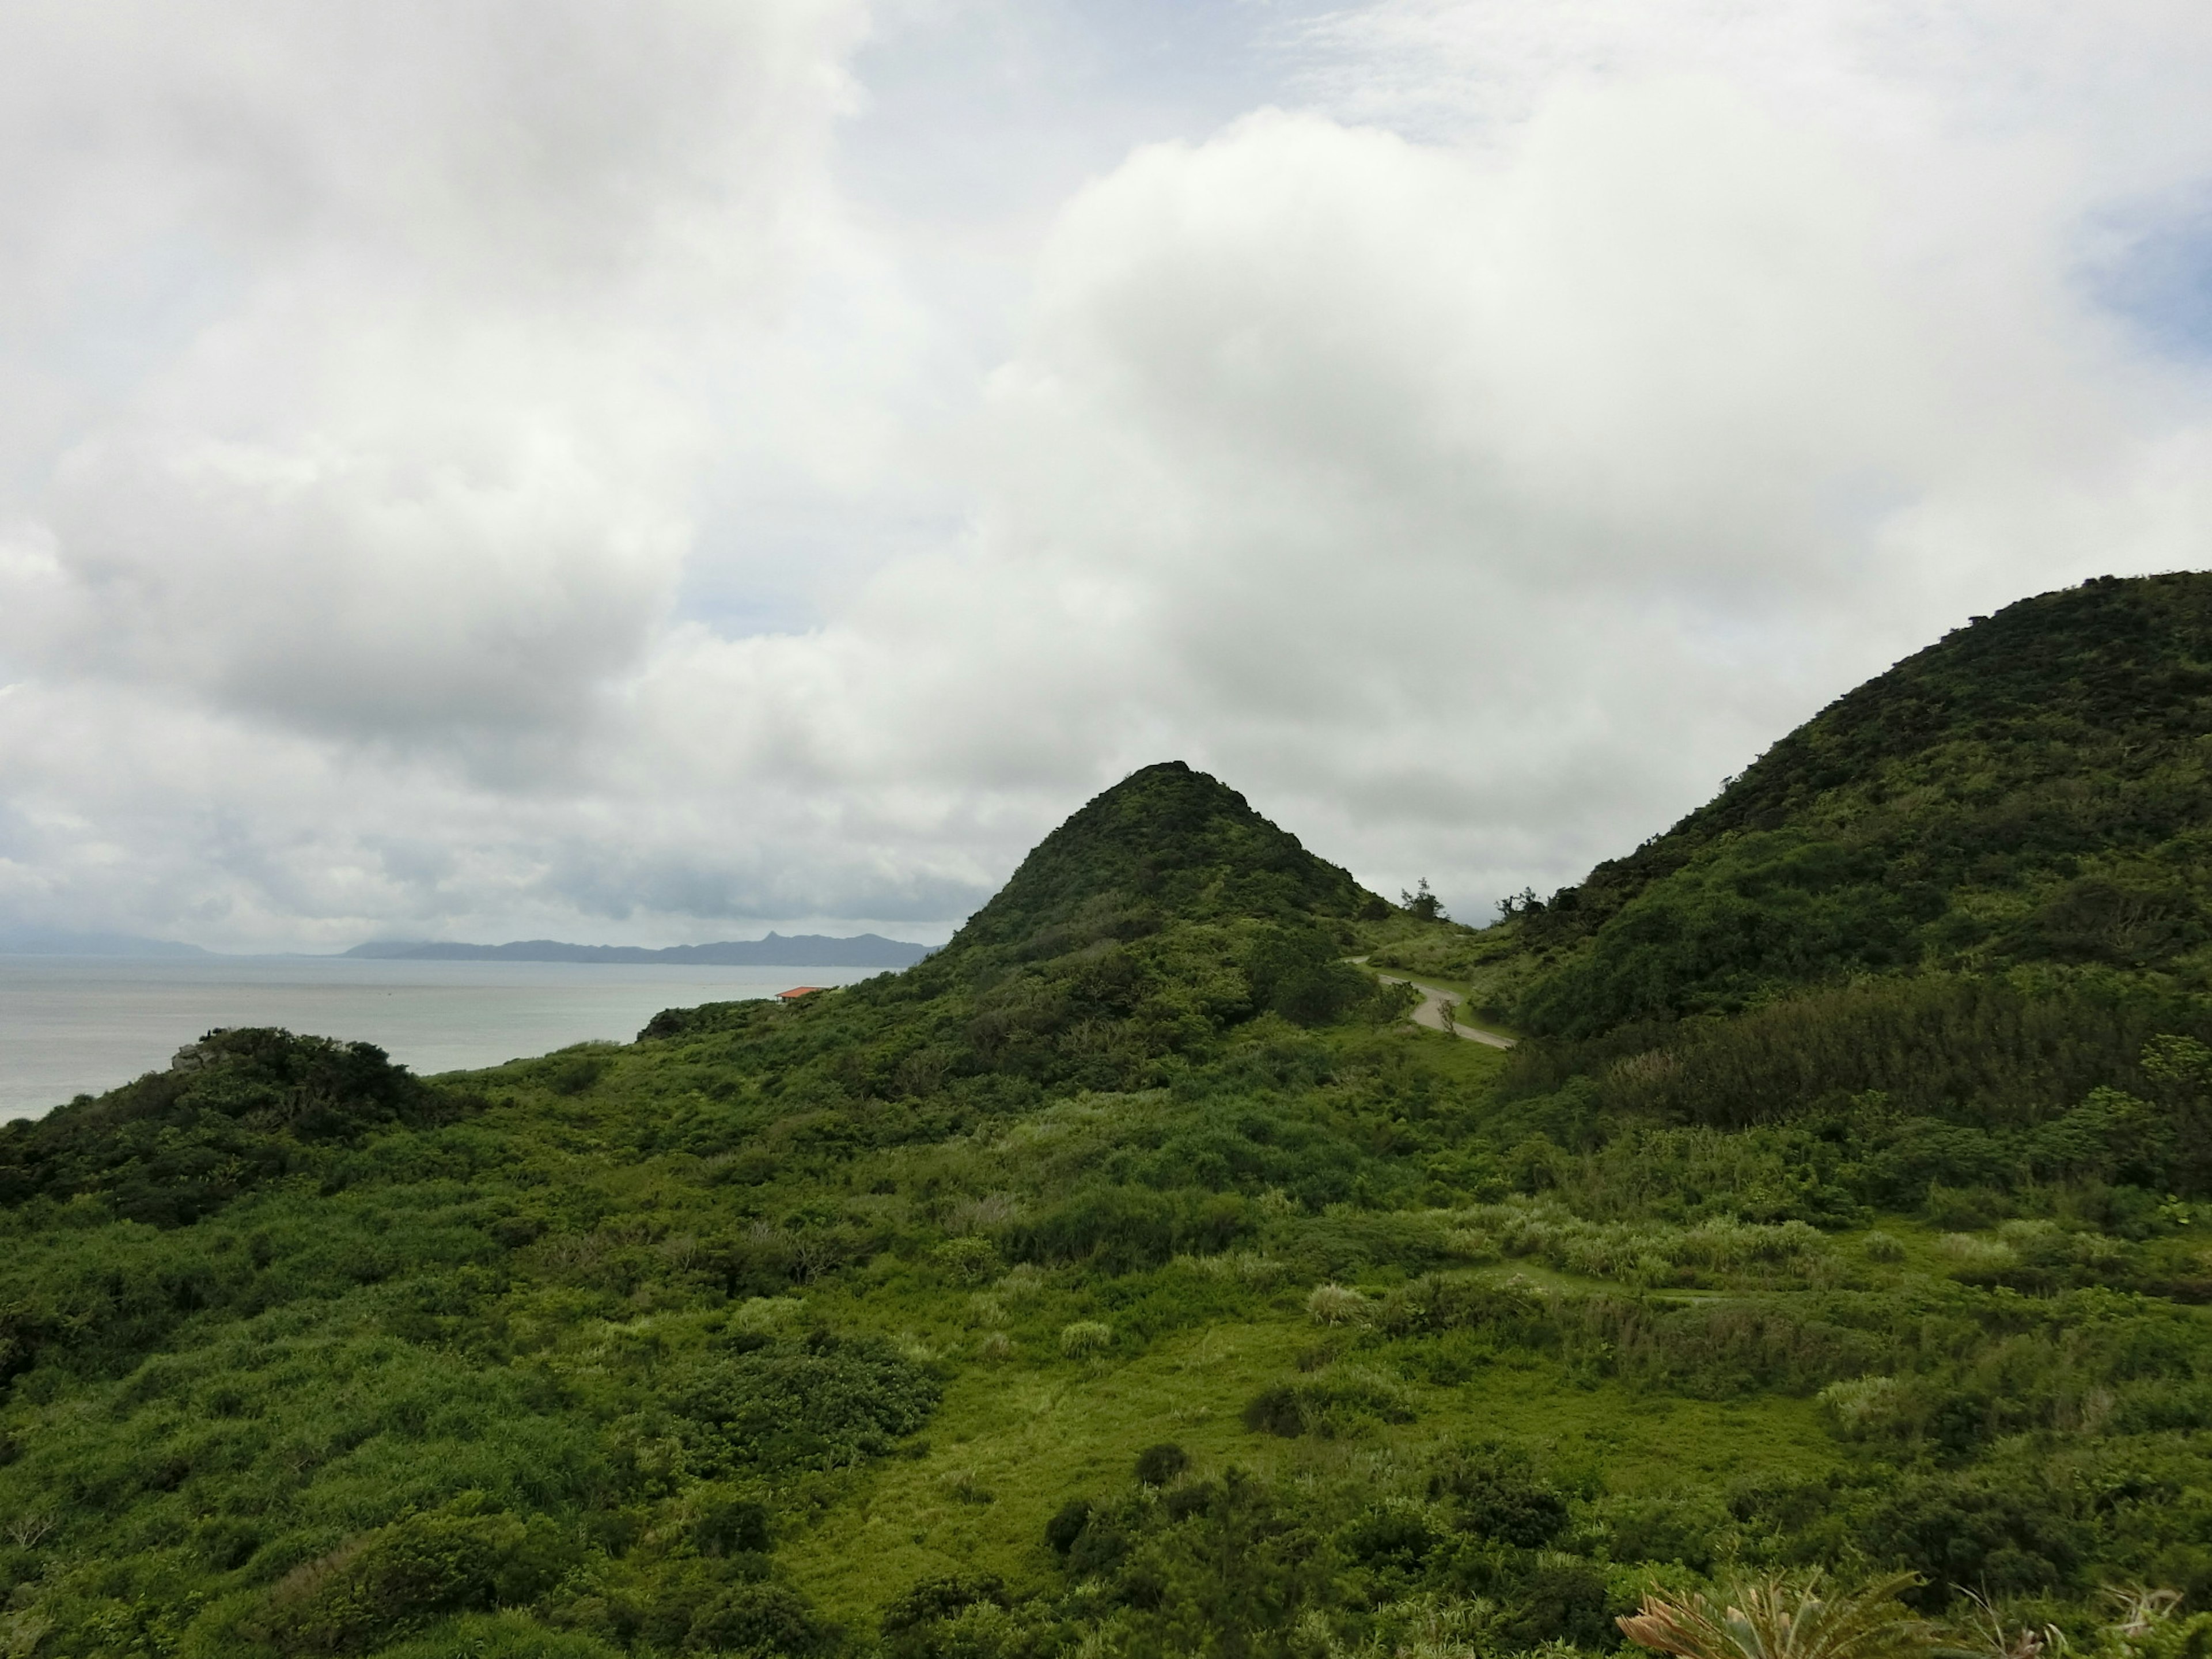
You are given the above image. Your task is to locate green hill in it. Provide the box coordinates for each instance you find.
[941,760,1378,960]
[7,717,2212,1659]
[1486,573,2212,1035]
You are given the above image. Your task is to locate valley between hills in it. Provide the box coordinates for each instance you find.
[7,574,2212,1659]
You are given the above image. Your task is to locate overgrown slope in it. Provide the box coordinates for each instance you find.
[1480,573,2212,1036]
[6,744,2212,1659]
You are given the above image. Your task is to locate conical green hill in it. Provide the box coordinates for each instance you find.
[941,761,1378,961]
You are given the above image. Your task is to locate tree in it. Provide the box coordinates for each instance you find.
[1496,887,1546,920]
[1402,878,1446,923]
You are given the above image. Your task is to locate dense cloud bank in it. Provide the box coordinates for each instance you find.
[1,0,2210,948]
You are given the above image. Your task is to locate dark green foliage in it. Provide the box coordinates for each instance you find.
[1426,1444,1569,1548]
[1240,1363,1416,1437]
[878,1574,1065,1659]
[1502,1557,1615,1649]
[1501,574,2212,1035]
[1242,1384,1306,1437]
[542,1049,612,1096]
[938,762,1374,963]
[254,1495,580,1654]
[635,999,771,1043]
[1402,878,1445,923]
[1134,1443,1188,1486]
[13,702,2212,1657]
[0,1027,449,1225]
[1506,976,2212,1130]
[679,1581,826,1656]
[1501,983,2212,1200]
[1244,923,1375,1025]
[669,1332,938,1474]
[1027,1454,1618,1658]
[1043,1499,1092,1555]
[1010,1185,1253,1271]
[1859,1469,2087,1604]
[688,1491,771,1558]
[1062,1468,1328,1657]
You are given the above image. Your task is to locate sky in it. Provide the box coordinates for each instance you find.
[2,0,2210,952]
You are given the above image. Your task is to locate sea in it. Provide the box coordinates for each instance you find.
[0,955,880,1121]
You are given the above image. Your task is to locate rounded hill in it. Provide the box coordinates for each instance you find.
[1497,572,2212,1036]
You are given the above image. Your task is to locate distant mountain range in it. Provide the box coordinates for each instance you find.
[0,927,210,958]
[342,932,932,968]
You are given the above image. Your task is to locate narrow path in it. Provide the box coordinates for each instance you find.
[1369,969,1517,1049]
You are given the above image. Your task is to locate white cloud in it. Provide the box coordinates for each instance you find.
[624,66,2210,913]
[2,0,2210,948]
[0,0,902,754]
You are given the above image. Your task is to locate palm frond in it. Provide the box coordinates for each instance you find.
[1945,1586,2069,1659]
[1619,1571,1930,1659]
[2103,1586,2185,1639]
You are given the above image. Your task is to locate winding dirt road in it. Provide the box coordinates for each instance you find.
[1372,971,1517,1049]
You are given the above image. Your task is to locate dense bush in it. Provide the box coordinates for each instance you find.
[0,1028,454,1224]
[669,1331,939,1473]
[254,1497,579,1654]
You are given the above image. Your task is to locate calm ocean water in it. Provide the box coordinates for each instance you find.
[0,955,878,1120]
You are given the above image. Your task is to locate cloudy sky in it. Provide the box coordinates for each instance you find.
[1,0,2209,950]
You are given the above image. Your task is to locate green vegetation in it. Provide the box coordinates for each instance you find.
[6,612,2212,1659]
[1465,573,2212,1035]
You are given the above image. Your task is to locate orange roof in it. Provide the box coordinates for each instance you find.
[777,986,827,1001]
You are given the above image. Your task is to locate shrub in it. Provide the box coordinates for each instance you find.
[1307,1283,1372,1325]
[935,1236,1000,1286]
[1244,1384,1307,1437]
[0,1025,445,1224]
[1430,1445,1569,1547]
[688,1490,771,1558]
[1441,1228,1499,1262]
[1819,1376,1908,1438]
[881,1574,1027,1659]
[1937,1234,2016,1271]
[687,1582,826,1656]
[1015,1185,1251,1271]
[968,1293,1007,1327]
[996,1263,1050,1299]
[1246,925,1376,1026]
[1178,1251,1286,1287]
[1241,1365,1416,1438]
[253,1498,577,1654]
[1060,1321,1113,1358]
[1135,1444,1188,1487]
[1045,1500,1093,1556]
[670,1332,940,1472]
[545,1051,610,1096]
[1863,1232,1906,1263]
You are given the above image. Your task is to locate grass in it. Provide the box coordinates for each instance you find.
[783,1316,1312,1616]
[782,1296,1839,1627]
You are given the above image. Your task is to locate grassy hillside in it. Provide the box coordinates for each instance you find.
[5,739,2212,1659]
